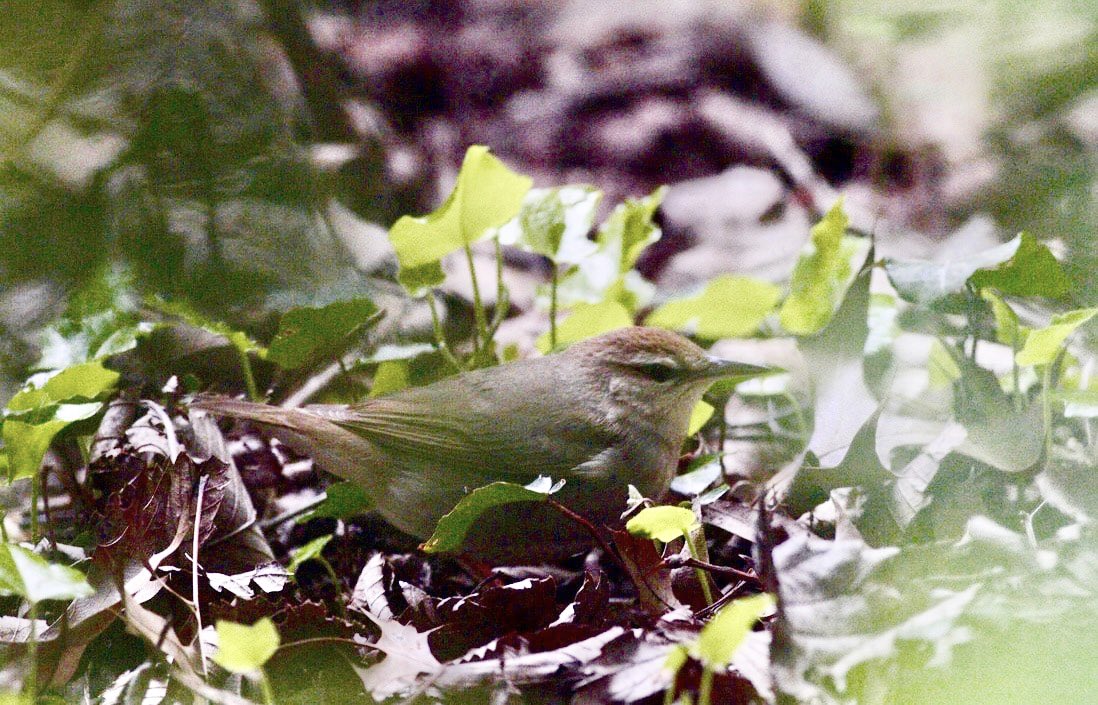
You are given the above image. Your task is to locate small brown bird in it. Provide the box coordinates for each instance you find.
[193,327,767,563]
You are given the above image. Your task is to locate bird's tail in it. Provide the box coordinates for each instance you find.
[190,395,303,429]
[190,395,383,493]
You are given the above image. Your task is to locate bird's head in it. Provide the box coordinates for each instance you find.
[564,326,771,419]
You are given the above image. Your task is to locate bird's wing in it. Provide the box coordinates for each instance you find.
[313,368,616,482]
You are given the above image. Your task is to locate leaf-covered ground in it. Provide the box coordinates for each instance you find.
[0,1,1095,704]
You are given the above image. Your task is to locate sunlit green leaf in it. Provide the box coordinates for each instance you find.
[687,401,715,436]
[554,187,666,306]
[303,482,374,521]
[981,289,1025,348]
[3,402,102,481]
[267,298,378,370]
[968,232,1071,298]
[389,145,531,295]
[7,361,119,412]
[884,233,1069,311]
[287,534,332,576]
[626,505,698,543]
[148,297,264,356]
[498,185,601,263]
[696,593,774,669]
[779,200,867,335]
[369,359,411,397]
[0,543,92,603]
[646,275,780,339]
[213,618,280,674]
[421,478,562,554]
[537,301,633,353]
[1016,308,1098,366]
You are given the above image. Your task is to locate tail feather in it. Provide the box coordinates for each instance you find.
[190,395,304,429]
[190,395,384,494]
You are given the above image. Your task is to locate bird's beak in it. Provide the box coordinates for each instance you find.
[689,355,776,381]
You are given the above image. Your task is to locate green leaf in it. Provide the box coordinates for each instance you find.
[267,297,378,370]
[646,275,780,340]
[537,301,633,353]
[968,232,1071,298]
[421,478,562,554]
[883,233,1069,311]
[369,359,411,397]
[3,403,102,481]
[1016,308,1098,366]
[0,543,93,603]
[498,185,601,263]
[687,401,715,436]
[696,593,774,669]
[625,505,698,543]
[213,618,280,673]
[7,361,119,412]
[303,482,375,521]
[389,145,532,295]
[981,289,1025,349]
[1053,389,1098,418]
[779,200,867,335]
[148,297,265,356]
[554,188,666,306]
[287,534,332,576]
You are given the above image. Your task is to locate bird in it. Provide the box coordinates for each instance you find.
[192,326,768,563]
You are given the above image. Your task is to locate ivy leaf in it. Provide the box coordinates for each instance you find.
[646,275,781,339]
[4,360,116,481]
[421,477,564,554]
[212,618,280,674]
[498,185,601,263]
[884,233,1069,311]
[148,296,265,357]
[302,482,375,521]
[981,289,1026,349]
[389,145,532,296]
[537,301,633,353]
[0,543,92,603]
[1016,308,1098,366]
[287,535,332,576]
[625,505,699,543]
[687,401,715,436]
[555,187,666,307]
[968,232,1071,298]
[779,200,868,335]
[696,593,774,669]
[267,297,378,370]
[6,361,119,412]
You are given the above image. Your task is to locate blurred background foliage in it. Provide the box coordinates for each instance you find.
[0,0,1094,401]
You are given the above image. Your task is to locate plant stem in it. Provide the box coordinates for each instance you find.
[698,666,714,705]
[428,292,463,372]
[259,669,276,705]
[25,600,38,701]
[463,243,488,358]
[29,471,40,541]
[238,348,260,401]
[549,267,559,351]
[319,558,347,619]
[1042,362,1054,461]
[682,529,715,606]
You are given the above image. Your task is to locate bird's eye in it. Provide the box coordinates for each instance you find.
[636,362,676,382]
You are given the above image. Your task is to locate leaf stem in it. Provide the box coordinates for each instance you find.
[682,529,715,606]
[237,348,260,402]
[463,243,488,358]
[549,267,559,351]
[698,666,714,705]
[25,600,38,701]
[259,669,276,705]
[427,292,463,372]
